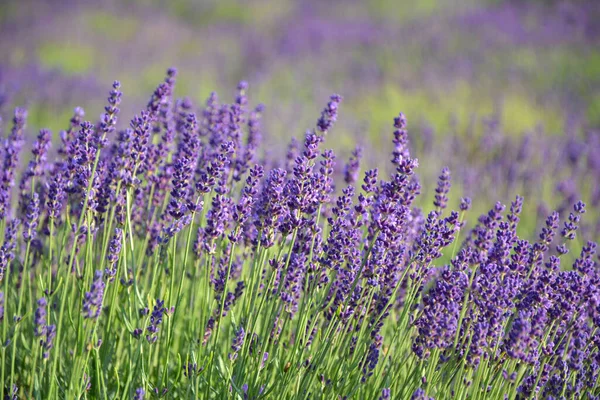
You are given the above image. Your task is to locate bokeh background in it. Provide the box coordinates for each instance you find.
[1,0,599,238]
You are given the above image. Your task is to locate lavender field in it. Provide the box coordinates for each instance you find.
[0,0,599,399]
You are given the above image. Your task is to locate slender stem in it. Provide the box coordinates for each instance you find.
[9,241,31,392]
[1,218,7,400]
[207,242,237,393]
[50,139,106,396]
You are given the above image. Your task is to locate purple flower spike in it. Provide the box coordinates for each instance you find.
[134,387,145,400]
[83,270,105,319]
[361,334,382,383]
[99,81,122,142]
[254,168,288,248]
[105,228,123,281]
[0,219,20,282]
[130,111,153,172]
[23,193,40,243]
[229,325,245,361]
[316,94,342,135]
[460,197,472,211]
[344,146,362,185]
[25,128,52,182]
[411,388,432,400]
[561,200,586,241]
[41,324,56,359]
[434,167,451,211]
[0,108,27,220]
[146,299,167,344]
[34,297,47,337]
[46,173,66,220]
[379,388,391,400]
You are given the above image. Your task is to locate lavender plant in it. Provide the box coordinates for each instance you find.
[0,69,598,400]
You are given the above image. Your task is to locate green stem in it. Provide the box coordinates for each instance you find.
[9,241,31,392]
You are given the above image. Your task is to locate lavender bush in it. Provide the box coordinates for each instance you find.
[0,68,599,399]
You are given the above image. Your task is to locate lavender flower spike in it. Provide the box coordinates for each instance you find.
[83,270,105,319]
[23,192,40,243]
[41,324,56,359]
[229,326,245,361]
[316,94,342,135]
[0,108,27,220]
[105,228,123,281]
[134,387,145,400]
[34,297,47,337]
[434,167,451,211]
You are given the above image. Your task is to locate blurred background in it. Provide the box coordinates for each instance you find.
[0,0,599,237]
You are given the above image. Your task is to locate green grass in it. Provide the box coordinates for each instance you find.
[356,82,563,147]
[37,42,95,75]
[82,10,140,41]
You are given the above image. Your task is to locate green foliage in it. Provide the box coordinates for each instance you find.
[357,83,563,147]
[588,93,600,127]
[37,42,95,75]
[82,10,140,41]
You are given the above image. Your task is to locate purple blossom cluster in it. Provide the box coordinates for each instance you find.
[146,299,167,344]
[82,270,105,319]
[413,195,600,398]
[0,68,598,399]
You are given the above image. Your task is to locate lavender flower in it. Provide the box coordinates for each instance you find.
[344,146,362,185]
[57,107,84,165]
[361,334,382,383]
[41,324,56,359]
[146,299,167,343]
[182,362,199,378]
[230,164,263,243]
[82,270,105,319]
[23,192,40,243]
[134,387,145,400]
[379,388,391,400]
[503,310,542,364]
[6,384,17,400]
[411,388,432,400]
[46,172,65,219]
[315,149,336,205]
[434,167,451,211]
[202,193,233,253]
[130,111,153,173]
[105,228,123,281]
[561,200,586,242]
[235,104,264,181]
[24,128,52,181]
[229,326,245,361]
[285,137,300,173]
[0,72,597,399]
[34,297,47,337]
[168,155,194,219]
[281,252,307,316]
[72,121,96,194]
[316,94,342,135]
[0,219,20,282]
[99,81,122,140]
[0,108,27,220]
[391,112,409,167]
[254,168,287,248]
[460,197,472,211]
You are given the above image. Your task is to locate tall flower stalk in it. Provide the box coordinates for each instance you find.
[0,71,598,400]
